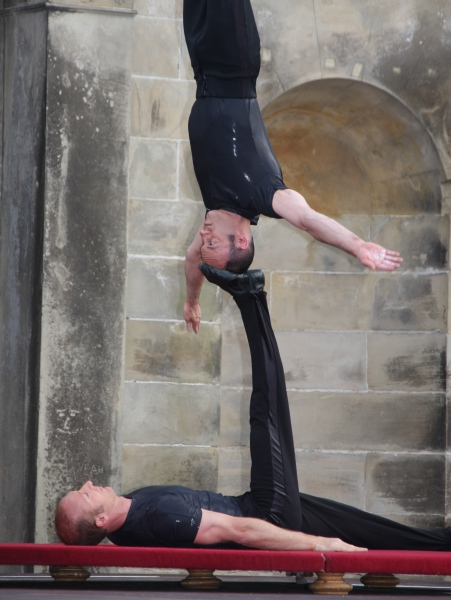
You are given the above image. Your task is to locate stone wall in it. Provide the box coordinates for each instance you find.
[1,0,450,549]
[124,0,451,528]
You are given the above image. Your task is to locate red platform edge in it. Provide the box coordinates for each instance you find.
[0,545,450,575]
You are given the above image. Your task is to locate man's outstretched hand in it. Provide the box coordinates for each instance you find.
[184,301,201,334]
[314,537,368,552]
[356,242,403,271]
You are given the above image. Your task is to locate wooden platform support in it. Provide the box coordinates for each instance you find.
[308,572,353,595]
[49,565,90,581]
[360,573,400,588]
[180,569,222,589]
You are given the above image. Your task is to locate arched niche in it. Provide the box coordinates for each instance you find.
[262,78,444,218]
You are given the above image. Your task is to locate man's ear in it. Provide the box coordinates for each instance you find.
[236,234,249,250]
[95,514,108,529]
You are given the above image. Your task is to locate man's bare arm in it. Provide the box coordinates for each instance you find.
[184,229,204,333]
[273,189,402,272]
[195,509,367,552]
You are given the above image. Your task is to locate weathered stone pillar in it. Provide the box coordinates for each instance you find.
[35,0,134,542]
[1,0,134,545]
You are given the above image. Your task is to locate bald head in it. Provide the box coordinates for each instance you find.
[55,491,106,545]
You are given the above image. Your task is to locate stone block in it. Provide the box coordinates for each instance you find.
[127,199,204,257]
[129,138,177,199]
[220,327,252,388]
[362,2,446,94]
[375,513,445,529]
[131,78,195,139]
[122,445,218,493]
[133,0,182,18]
[368,332,446,392]
[446,394,451,451]
[271,273,375,330]
[219,386,252,447]
[289,391,446,452]
[277,331,366,391]
[132,17,181,78]
[45,0,133,8]
[126,257,221,322]
[338,101,441,202]
[370,216,448,271]
[372,273,447,331]
[221,290,251,331]
[441,180,451,215]
[180,30,194,82]
[372,5,451,177]
[122,381,220,445]
[365,453,445,515]
[125,320,221,384]
[295,451,366,508]
[446,449,451,521]
[313,0,374,80]
[371,171,442,216]
[253,0,320,94]
[179,140,203,201]
[257,70,285,113]
[253,215,370,273]
[217,447,251,497]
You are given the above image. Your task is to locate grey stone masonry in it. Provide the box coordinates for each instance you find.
[123,0,451,531]
[3,0,451,548]
[34,3,133,543]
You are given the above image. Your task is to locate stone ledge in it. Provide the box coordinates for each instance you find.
[3,1,135,14]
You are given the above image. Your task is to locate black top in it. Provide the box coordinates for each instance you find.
[184,0,286,224]
[188,98,285,223]
[183,0,261,98]
[108,486,451,551]
[107,485,257,547]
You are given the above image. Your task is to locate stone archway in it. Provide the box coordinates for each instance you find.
[263,78,443,218]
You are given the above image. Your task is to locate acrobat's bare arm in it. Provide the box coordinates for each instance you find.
[195,510,367,552]
[273,189,402,271]
[184,229,204,333]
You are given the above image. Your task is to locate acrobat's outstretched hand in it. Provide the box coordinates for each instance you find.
[183,301,201,334]
[356,242,403,271]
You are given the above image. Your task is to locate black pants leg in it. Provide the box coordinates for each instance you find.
[234,290,302,531]
[234,288,451,550]
[299,492,451,550]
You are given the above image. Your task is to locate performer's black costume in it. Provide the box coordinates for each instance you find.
[184,0,286,223]
[109,266,451,550]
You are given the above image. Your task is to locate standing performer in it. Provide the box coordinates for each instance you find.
[55,267,450,551]
[183,0,402,333]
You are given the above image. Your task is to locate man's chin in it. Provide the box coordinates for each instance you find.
[201,256,228,270]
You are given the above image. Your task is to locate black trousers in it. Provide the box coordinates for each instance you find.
[234,289,451,550]
[234,289,302,531]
